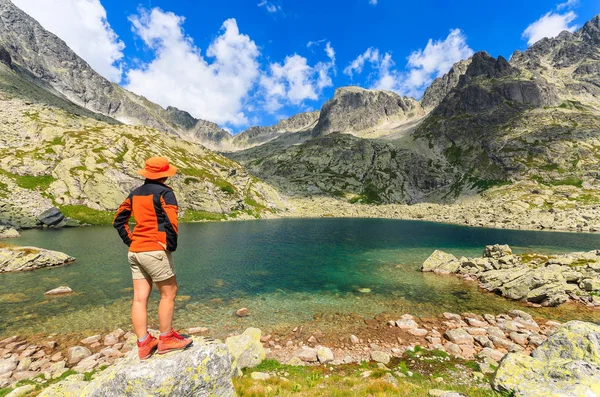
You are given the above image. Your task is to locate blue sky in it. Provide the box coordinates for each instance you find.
[10,0,600,132]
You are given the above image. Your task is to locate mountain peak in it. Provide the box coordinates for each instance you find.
[466,52,517,79]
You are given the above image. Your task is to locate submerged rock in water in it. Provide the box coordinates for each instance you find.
[45,286,73,296]
[493,321,600,396]
[420,245,600,307]
[0,246,75,273]
[79,337,235,396]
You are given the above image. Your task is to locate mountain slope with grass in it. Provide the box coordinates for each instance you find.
[0,0,236,150]
[0,61,285,228]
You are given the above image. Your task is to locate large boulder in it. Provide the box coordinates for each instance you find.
[493,321,600,396]
[37,207,65,227]
[225,328,265,370]
[80,337,235,397]
[421,250,460,274]
[0,246,75,273]
[483,244,512,259]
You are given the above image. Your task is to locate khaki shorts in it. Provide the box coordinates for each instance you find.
[128,250,175,282]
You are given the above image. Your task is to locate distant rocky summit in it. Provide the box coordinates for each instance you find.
[0,246,74,272]
[231,111,320,150]
[312,86,425,138]
[493,321,600,396]
[420,59,471,111]
[422,245,600,307]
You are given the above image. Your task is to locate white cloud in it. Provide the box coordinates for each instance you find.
[557,0,578,10]
[522,11,578,45]
[258,0,282,13]
[343,47,382,77]
[369,0,378,5]
[307,39,326,48]
[260,42,336,113]
[344,29,473,98]
[125,8,260,127]
[11,0,124,82]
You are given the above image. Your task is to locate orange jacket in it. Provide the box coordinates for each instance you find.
[113,180,178,252]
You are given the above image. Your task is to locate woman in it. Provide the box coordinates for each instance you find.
[113,157,192,360]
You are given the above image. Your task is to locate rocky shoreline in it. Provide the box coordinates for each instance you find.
[0,311,597,396]
[422,244,600,308]
[0,246,75,273]
[283,181,600,233]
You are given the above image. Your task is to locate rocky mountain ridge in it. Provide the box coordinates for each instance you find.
[228,15,600,206]
[2,0,600,225]
[0,0,236,150]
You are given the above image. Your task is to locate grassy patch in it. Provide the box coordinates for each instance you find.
[184,177,200,185]
[4,172,55,190]
[59,205,115,225]
[181,210,226,222]
[220,184,235,194]
[519,253,550,264]
[558,100,587,111]
[531,176,584,188]
[235,355,506,397]
[549,177,583,188]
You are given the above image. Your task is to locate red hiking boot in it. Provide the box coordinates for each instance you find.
[137,334,158,360]
[158,329,193,354]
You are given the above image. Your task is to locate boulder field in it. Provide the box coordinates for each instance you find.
[422,244,600,307]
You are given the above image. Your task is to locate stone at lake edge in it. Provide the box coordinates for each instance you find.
[420,245,600,307]
[225,328,265,370]
[493,321,600,396]
[0,246,75,273]
[79,337,235,396]
[67,346,91,365]
[0,227,20,238]
[37,207,65,227]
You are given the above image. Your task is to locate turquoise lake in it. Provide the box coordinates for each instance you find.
[1,218,600,337]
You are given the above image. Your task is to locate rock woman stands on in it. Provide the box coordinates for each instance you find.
[113,157,192,359]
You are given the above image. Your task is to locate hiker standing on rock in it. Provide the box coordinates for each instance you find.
[113,157,192,360]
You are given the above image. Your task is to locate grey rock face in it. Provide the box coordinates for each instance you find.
[0,45,10,67]
[81,338,235,397]
[166,106,232,146]
[493,321,600,396]
[532,320,600,363]
[421,59,471,111]
[232,111,320,149]
[312,86,424,137]
[0,0,233,149]
[36,207,64,226]
[434,52,559,118]
[230,132,457,204]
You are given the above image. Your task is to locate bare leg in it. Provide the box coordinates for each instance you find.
[156,276,178,333]
[132,278,152,339]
